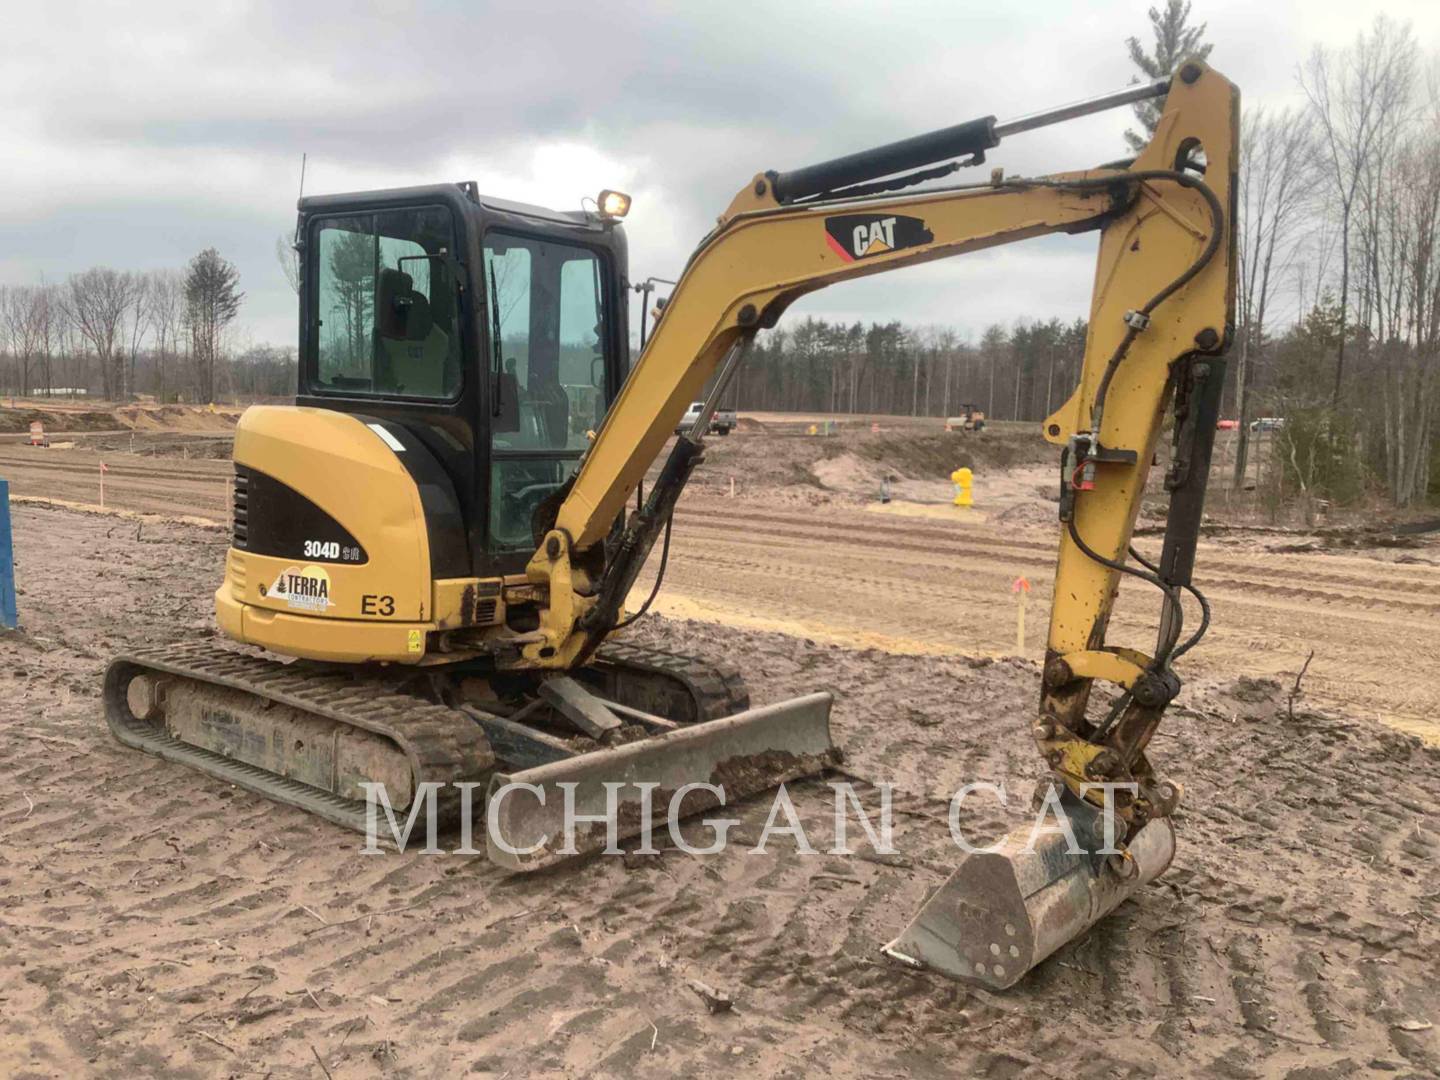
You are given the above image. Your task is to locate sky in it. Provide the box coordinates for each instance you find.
[2,0,1439,350]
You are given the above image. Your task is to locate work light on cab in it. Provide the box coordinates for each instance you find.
[598,189,631,219]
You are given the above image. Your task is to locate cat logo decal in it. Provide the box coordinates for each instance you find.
[824,214,933,262]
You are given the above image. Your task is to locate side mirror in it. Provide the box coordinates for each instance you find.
[494,370,520,433]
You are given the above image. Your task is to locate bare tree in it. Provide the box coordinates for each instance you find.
[33,282,59,394]
[1300,15,1419,404]
[0,287,39,396]
[147,269,184,402]
[124,275,151,398]
[979,323,1006,418]
[0,287,11,395]
[1370,125,1440,505]
[1233,105,1317,487]
[62,267,138,400]
[275,235,301,294]
[22,286,53,396]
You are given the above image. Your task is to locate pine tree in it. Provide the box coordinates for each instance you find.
[1123,0,1213,152]
[184,248,243,403]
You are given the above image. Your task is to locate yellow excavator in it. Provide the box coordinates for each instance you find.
[104,60,1236,989]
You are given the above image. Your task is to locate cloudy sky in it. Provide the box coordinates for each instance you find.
[3,0,1438,349]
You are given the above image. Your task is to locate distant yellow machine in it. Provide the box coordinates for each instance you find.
[946,404,987,432]
[107,61,1236,989]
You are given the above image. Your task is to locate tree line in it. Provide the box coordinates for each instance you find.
[730,316,1089,422]
[0,249,292,403]
[1228,13,1439,509]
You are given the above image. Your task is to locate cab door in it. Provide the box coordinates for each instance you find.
[480,229,618,575]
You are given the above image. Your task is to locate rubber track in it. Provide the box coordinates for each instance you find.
[592,639,751,721]
[103,640,496,834]
[104,639,750,835]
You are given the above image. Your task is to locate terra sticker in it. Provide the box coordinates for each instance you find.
[267,564,335,613]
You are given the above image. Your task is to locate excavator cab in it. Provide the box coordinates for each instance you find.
[294,184,632,579]
[105,182,841,871]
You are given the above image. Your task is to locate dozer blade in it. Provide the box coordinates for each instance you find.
[883,786,1175,989]
[486,691,839,871]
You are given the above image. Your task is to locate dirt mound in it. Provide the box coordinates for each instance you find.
[694,424,1056,506]
[808,450,886,492]
[851,428,1054,475]
[115,404,240,432]
[2,403,241,435]
[0,407,119,433]
[991,499,1057,528]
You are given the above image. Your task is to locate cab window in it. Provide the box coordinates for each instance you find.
[311,206,462,399]
[484,232,610,549]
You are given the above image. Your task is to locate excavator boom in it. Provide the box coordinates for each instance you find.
[522,60,1236,986]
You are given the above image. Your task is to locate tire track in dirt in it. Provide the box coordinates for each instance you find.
[674,512,1440,617]
[678,503,1440,604]
[670,504,1440,646]
[651,543,1440,737]
[9,446,1436,727]
[658,497,1440,740]
[0,451,231,486]
[0,445,234,520]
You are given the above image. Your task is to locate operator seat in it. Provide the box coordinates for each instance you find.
[376,267,454,397]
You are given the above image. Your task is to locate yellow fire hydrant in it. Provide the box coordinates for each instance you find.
[951,466,973,507]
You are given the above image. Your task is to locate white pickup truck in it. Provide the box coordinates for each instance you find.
[676,401,737,436]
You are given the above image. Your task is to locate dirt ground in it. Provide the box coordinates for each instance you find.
[0,400,240,438]
[646,494,1440,746]
[4,412,1439,734]
[0,505,1437,1078]
[1,414,1439,1076]
[4,418,1439,740]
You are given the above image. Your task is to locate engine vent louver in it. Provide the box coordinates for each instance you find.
[231,468,249,550]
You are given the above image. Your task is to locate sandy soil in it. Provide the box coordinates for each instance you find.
[0,444,233,519]
[5,428,1438,741]
[0,505,1438,1078]
[641,496,1440,745]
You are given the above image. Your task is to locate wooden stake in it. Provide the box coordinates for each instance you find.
[1012,576,1031,654]
[1288,650,1315,720]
